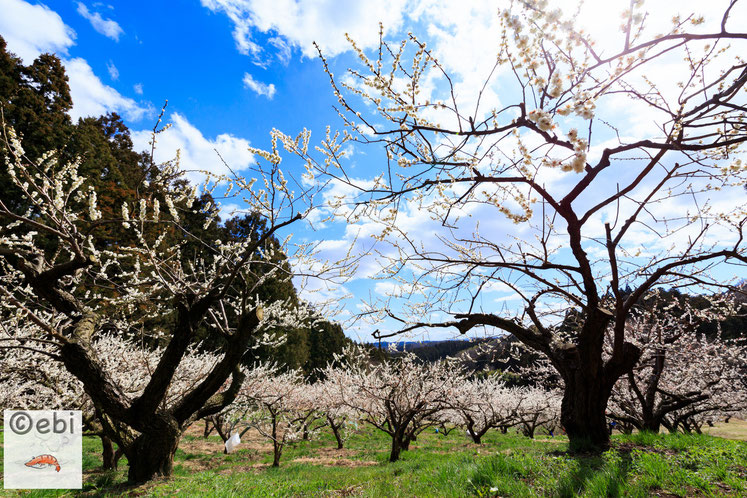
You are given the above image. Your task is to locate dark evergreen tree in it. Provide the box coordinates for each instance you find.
[0,37,73,212]
[305,319,348,381]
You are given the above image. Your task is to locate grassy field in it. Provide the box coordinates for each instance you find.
[1,422,746,497]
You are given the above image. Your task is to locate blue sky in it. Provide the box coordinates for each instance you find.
[3,0,344,140]
[1,0,745,342]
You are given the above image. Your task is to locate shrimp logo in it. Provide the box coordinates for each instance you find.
[4,410,81,489]
[24,454,61,472]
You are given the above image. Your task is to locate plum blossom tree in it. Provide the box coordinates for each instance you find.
[324,348,464,462]
[274,0,747,448]
[666,382,747,433]
[0,322,86,413]
[607,294,747,433]
[448,376,518,444]
[446,375,561,442]
[514,387,562,439]
[0,120,333,481]
[203,362,281,449]
[0,325,220,469]
[316,376,357,449]
[238,369,318,467]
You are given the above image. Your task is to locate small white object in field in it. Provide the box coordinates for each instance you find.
[225,432,241,453]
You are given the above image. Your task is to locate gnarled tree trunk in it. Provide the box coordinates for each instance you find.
[124,423,182,483]
[555,327,640,451]
[560,371,612,449]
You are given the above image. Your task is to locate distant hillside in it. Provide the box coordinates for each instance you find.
[454,335,524,371]
[366,335,553,387]
[371,338,498,362]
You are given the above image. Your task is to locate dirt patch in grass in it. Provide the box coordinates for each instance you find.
[310,447,360,459]
[713,481,737,495]
[181,426,273,454]
[79,477,169,497]
[325,484,366,496]
[703,418,747,441]
[292,456,378,467]
[178,457,222,473]
[184,422,211,437]
[529,438,565,444]
[430,441,486,453]
[217,462,274,474]
[733,465,747,478]
[649,485,712,497]
[179,436,226,456]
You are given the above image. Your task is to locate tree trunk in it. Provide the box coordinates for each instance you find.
[272,442,282,467]
[401,436,411,451]
[389,435,402,462]
[560,371,612,450]
[334,432,344,450]
[388,425,408,462]
[557,332,640,451]
[329,419,344,449]
[125,425,181,483]
[203,419,214,438]
[466,421,483,444]
[101,435,116,470]
[640,417,662,433]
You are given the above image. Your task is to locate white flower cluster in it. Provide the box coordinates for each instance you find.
[527,109,555,132]
[548,73,564,99]
[557,93,596,120]
[565,128,588,173]
[439,375,562,442]
[0,327,219,414]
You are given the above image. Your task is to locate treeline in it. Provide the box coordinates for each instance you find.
[379,338,492,362]
[0,36,351,377]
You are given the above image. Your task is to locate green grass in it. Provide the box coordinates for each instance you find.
[1,425,745,496]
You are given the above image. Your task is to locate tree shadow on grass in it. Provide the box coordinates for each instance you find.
[77,470,173,497]
[552,447,634,498]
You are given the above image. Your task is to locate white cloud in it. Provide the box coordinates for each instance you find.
[494,294,521,303]
[242,73,276,98]
[76,2,124,41]
[201,0,746,141]
[0,1,148,122]
[107,61,119,80]
[130,112,255,180]
[217,202,243,220]
[374,281,411,297]
[0,0,76,62]
[133,83,144,95]
[267,36,291,65]
[200,0,409,64]
[65,58,151,121]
